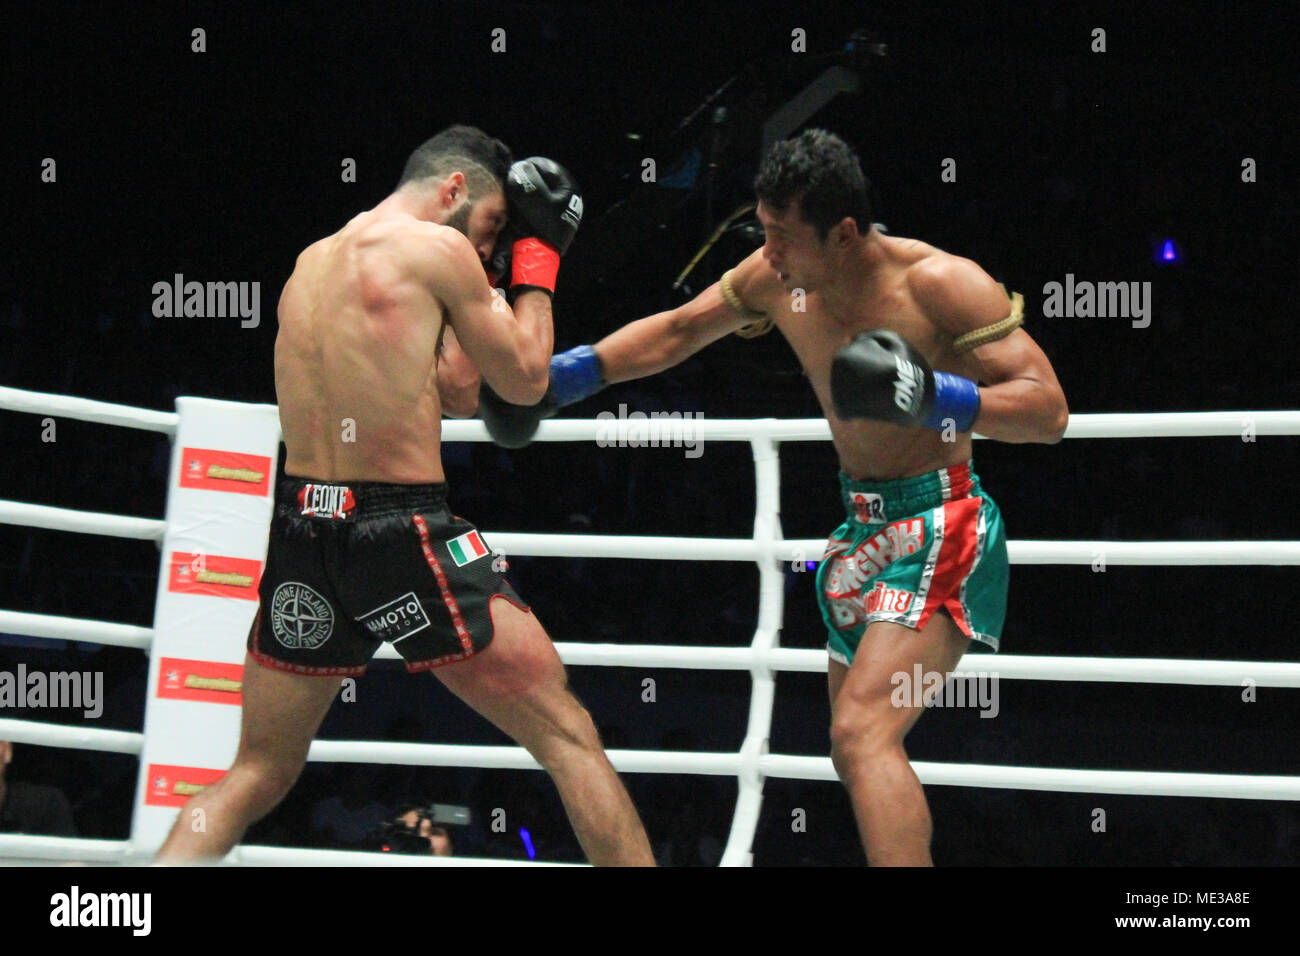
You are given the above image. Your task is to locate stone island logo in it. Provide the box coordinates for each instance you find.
[270,582,334,650]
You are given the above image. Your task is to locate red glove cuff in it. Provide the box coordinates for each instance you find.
[510,237,560,293]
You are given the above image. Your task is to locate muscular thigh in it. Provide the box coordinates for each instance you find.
[432,598,583,744]
[236,652,345,765]
[829,610,971,737]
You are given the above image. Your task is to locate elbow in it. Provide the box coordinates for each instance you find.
[495,364,549,406]
[521,362,550,405]
[1043,396,1070,444]
[443,392,479,419]
[439,368,482,419]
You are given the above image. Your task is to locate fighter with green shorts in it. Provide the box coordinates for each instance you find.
[479,129,1068,866]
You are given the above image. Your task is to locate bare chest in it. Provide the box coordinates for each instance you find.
[774,289,976,405]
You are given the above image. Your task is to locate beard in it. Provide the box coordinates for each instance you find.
[444,200,473,237]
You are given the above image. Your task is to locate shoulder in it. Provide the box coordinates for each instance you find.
[383,219,478,275]
[288,234,332,278]
[356,218,484,300]
[905,251,1014,334]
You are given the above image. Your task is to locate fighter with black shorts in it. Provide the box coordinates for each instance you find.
[156,125,654,866]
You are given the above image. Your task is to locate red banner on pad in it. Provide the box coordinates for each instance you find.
[143,764,227,808]
[156,657,244,706]
[167,552,262,601]
[177,447,272,496]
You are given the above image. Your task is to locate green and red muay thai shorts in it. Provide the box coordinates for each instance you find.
[815,461,1008,666]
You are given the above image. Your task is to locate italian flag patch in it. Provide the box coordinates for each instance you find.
[447,530,489,567]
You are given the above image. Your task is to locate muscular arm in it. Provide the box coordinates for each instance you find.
[436,325,480,418]
[911,259,1069,444]
[592,249,767,383]
[431,231,551,405]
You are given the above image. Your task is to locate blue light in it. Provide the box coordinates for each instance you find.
[805,561,817,570]
[1156,238,1180,265]
[519,828,536,860]
[1162,240,1176,260]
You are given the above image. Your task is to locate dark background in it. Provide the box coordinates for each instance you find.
[1,1,1298,865]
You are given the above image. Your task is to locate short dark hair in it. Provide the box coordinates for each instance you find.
[753,129,872,239]
[397,125,512,201]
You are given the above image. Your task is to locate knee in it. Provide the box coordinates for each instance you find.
[829,716,864,778]
[534,702,603,770]
[829,707,902,777]
[561,703,603,753]
[227,758,301,818]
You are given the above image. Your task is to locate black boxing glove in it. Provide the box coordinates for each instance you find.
[478,343,605,449]
[478,382,558,449]
[830,329,981,433]
[505,157,583,295]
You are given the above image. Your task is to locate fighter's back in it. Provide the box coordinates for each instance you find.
[275,211,451,484]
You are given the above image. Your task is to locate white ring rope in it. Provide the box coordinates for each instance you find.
[0,834,561,867]
[439,412,1300,442]
[228,845,578,867]
[0,385,177,434]
[764,757,1300,800]
[0,610,153,650]
[0,717,142,755]
[478,533,1300,565]
[0,499,167,540]
[2,386,1298,866]
[0,833,137,864]
[3,504,1298,564]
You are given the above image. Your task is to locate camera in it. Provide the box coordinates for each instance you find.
[378,820,434,855]
[376,803,470,855]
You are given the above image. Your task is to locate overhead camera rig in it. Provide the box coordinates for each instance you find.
[567,29,889,301]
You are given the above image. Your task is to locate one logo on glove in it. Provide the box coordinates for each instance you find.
[561,194,583,230]
[892,354,923,414]
[270,582,334,650]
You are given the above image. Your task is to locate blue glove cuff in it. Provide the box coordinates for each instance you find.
[925,372,980,433]
[549,345,604,407]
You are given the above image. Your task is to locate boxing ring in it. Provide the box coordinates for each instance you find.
[1,383,1299,866]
